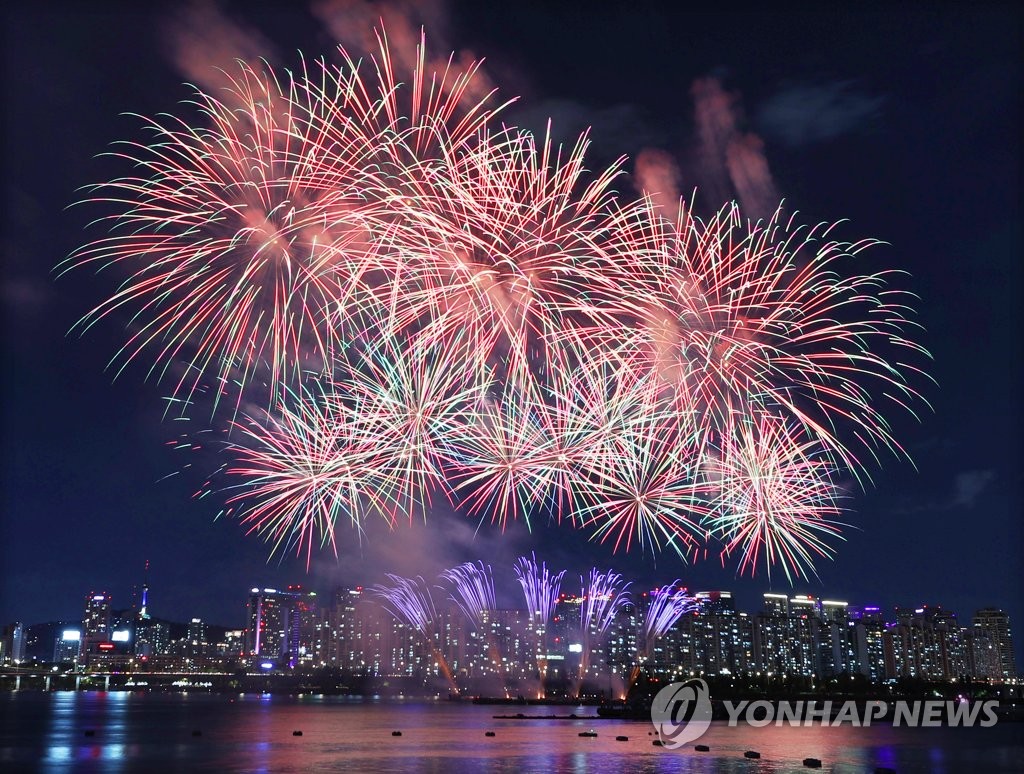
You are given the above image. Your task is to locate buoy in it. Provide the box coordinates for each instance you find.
[292,730,303,736]
[615,735,629,742]
[192,730,202,737]
[578,730,598,738]
[744,750,761,759]
[485,731,496,737]
[392,731,402,737]
[803,758,822,768]
[695,744,710,752]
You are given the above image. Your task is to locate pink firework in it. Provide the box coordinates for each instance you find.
[340,331,485,520]
[61,30,503,411]
[598,201,930,479]
[575,377,710,557]
[380,128,627,381]
[219,383,400,566]
[703,410,846,583]
[63,20,931,578]
[446,382,561,529]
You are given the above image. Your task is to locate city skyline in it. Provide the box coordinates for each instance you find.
[5,575,1017,694]
[5,564,1019,678]
[2,3,1020,667]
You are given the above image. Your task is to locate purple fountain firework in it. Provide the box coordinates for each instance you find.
[440,561,496,629]
[580,569,631,637]
[369,574,439,634]
[642,581,696,649]
[514,553,565,626]
[369,573,457,691]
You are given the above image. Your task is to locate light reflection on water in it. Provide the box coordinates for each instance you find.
[0,692,1022,773]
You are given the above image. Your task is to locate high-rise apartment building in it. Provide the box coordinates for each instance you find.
[82,592,112,656]
[972,608,1018,681]
[1,622,26,665]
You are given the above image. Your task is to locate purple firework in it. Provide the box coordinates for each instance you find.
[440,561,497,629]
[514,553,565,626]
[643,581,696,648]
[580,569,631,636]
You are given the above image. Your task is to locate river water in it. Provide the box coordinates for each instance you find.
[1,692,1022,772]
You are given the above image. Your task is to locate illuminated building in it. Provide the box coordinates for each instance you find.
[972,608,1018,680]
[788,595,822,677]
[188,618,206,657]
[754,594,790,675]
[82,592,112,656]
[53,629,81,664]
[819,600,854,676]
[605,601,638,680]
[883,605,962,680]
[246,588,291,664]
[689,592,754,676]
[763,593,789,617]
[1,622,26,665]
[965,626,1002,679]
[849,606,886,681]
[134,620,168,657]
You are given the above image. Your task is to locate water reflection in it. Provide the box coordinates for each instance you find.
[0,693,1020,773]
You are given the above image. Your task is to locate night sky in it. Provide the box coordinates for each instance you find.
[2,2,1021,658]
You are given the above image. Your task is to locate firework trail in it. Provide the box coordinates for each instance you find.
[370,573,457,692]
[642,582,696,648]
[578,569,631,682]
[703,411,845,583]
[440,561,508,691]
[631,582,696,687]
[514,553,565,696]
[515,553,565,626]
[440,561,496,627]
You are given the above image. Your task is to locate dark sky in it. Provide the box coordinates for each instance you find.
[2,2,1021,660]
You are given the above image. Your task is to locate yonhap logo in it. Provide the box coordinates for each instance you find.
[650,678,713,748]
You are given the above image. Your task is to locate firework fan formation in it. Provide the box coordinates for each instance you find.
[441,561,497,628]
[578,569,631,680]
[63,25,929,581]
[369,573,457,690]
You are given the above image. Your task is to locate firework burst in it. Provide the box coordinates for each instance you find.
[602,201,930,478]
[61,31,504,412]
[63,19,930,581]
[340,331,485,519]
[703,411,846,583]
[514,553,565,626]
[218,382,397,565]
[580,569,632,638]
